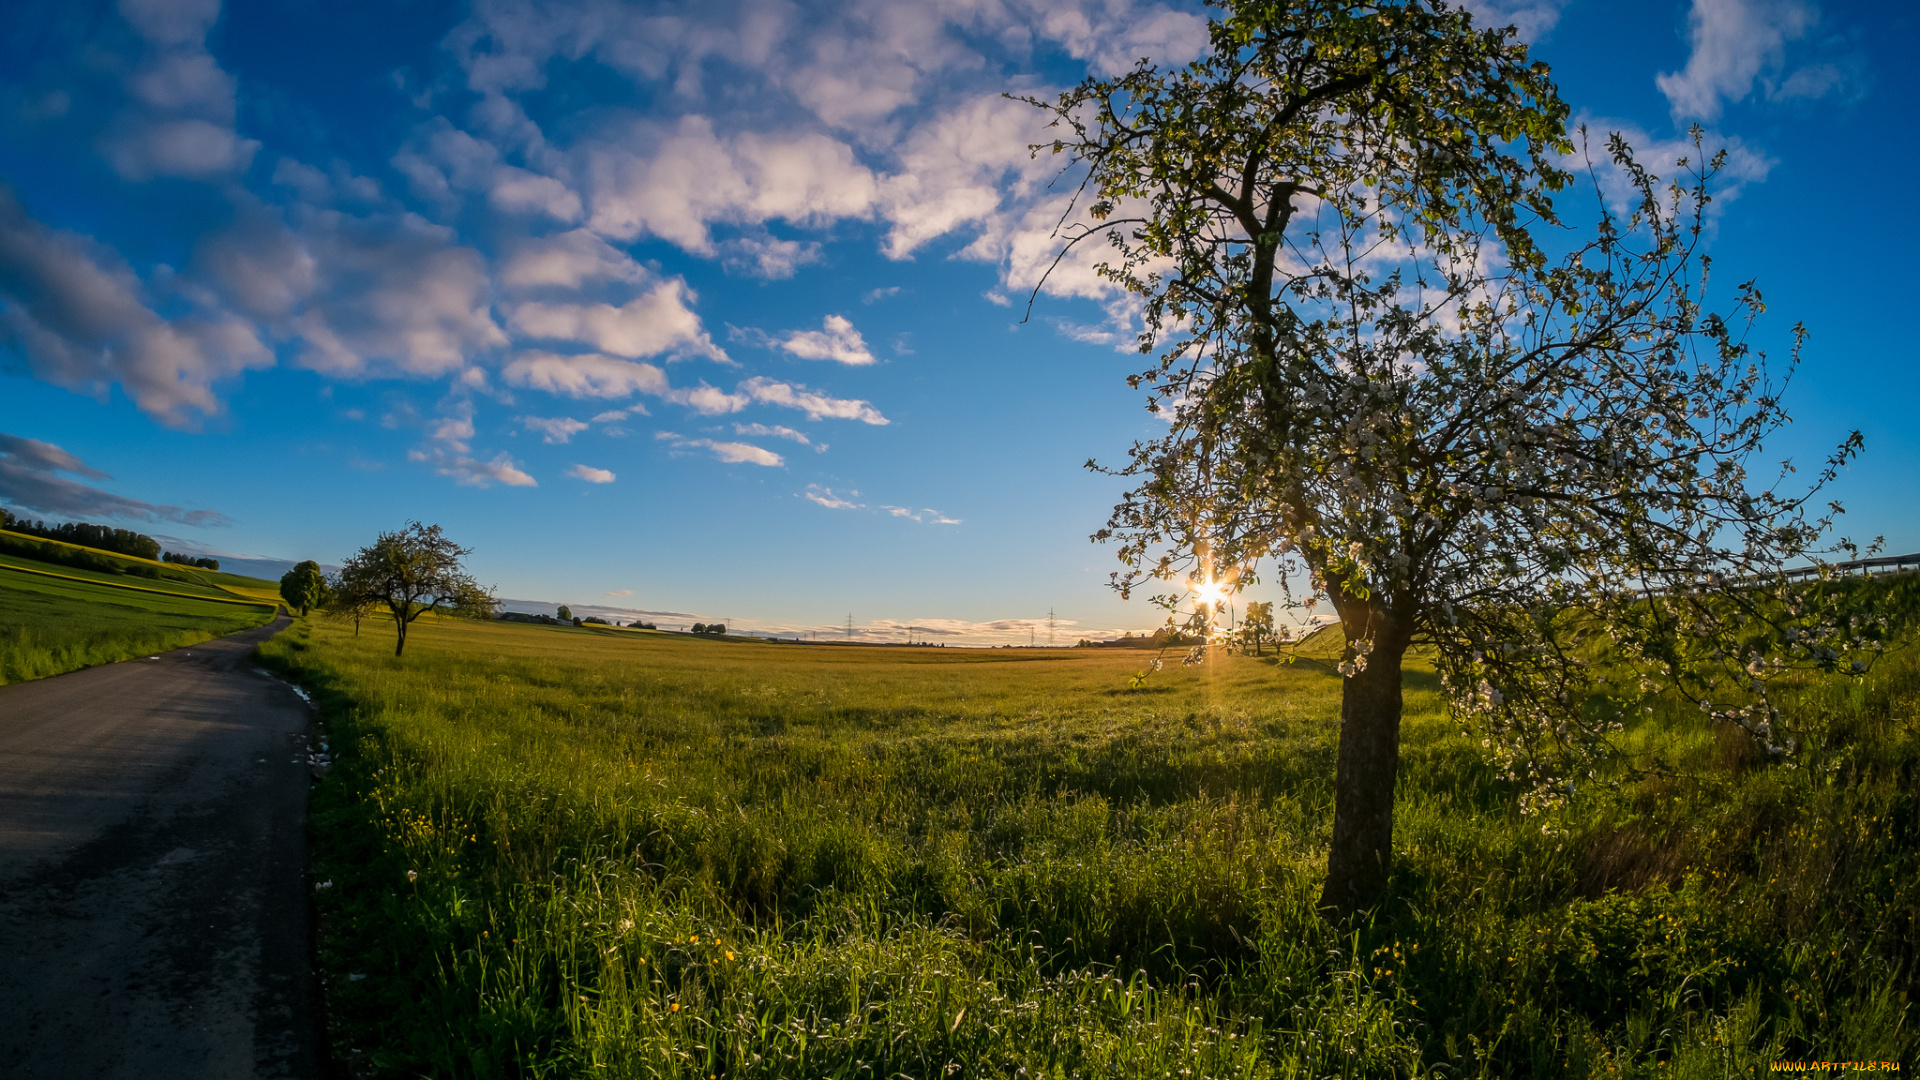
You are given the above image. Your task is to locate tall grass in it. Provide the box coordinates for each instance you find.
[261,616,1918,1077]
[0,565,272,684]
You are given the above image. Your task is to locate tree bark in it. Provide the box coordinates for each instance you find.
[1319,631,1410,919]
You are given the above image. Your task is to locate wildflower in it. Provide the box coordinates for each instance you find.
[726,951,735,961]
[314,880,333,891]
[670,1003,680,1012]
[617,919,634,932]
[407,870,418,883]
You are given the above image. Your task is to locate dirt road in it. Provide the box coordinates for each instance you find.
[0,616,323,1078]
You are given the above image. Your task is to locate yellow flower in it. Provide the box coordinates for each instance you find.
[670,1003,680,1012]
[726,951,735,961]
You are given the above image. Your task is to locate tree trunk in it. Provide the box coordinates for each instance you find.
[394,610,408,656]
[1319,632,1410,919]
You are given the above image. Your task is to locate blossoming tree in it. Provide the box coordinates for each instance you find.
[1030,0,1875,915]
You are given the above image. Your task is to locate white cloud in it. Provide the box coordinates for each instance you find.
[718,232,821,280]
[499,229,650,290]
[100,0,260,182]
[509,280,726,362]
[440,452,538,487]
[587,115,879,252]
[739,376,887,424]
[392,117,581,222]
[606,588,633,596]
[566,463,616,483]
[1457,0,1568,42]
[102,118,259,181]
[804,483,862,509]
[503,351,671,399]
[0,188,272,428]
[1655,0,1838,121]
[1572,118,1775,211]
[408,399,537,487]
[736,422,819,449]
[196,206,508,380]
[591,408,632,422]
[776,314,875,365]
[883,505,960,525]
[666,437,783,467]
[522,415,589,443]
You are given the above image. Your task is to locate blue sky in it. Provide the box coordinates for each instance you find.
[0,0,1913,643]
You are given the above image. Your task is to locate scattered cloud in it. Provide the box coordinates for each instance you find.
[0,431,229,524]
[740,376,887,424]
[584,115,881,253]
[666,437,784,467]
[736,422,822,450]
[804,484,862,509]
[1457,0,1569,42]
[566,463,616,483]
[522,415,589,443]
[1656,0,1855,121]
[862,286,901,304]
[503,351,671,399]
[778,314,875,365]
[100,0,261,181]
[498,228,649,290]
[883,505,961,525]
[1571,117,1775,211]
[408,400,537,487]
[508,280,727,363]
[0,187,272,427]
[606,588,633,596]
[719,232,822,280]
[434,452,538,487]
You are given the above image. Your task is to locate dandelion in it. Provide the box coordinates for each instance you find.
[670,1003,680,1012]
[726,951,735,961]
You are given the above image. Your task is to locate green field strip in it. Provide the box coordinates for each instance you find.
[0,528,280,600]
[0,559,276,610]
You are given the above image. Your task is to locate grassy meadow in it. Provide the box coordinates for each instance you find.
[0,562,275,684]
[259,613,1919,1078]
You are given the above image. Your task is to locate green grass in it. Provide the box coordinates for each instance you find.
[0,562,275,684]
[260,614,1919,1078]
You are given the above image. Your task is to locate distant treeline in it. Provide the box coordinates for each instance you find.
[161,551,220,570]
[497,611,659,630]
[0,509,162,561]
[1075,629,1197,649]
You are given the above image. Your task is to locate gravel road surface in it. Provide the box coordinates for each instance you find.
[0,615,324,1078]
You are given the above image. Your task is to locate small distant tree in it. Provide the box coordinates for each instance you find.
[1242,601,1276,656]
[335,522,495,656]
[278,560,329,616]
[557,605,573,623]
[691,622,707,634]
[322,571,377,637]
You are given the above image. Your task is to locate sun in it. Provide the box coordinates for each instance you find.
[1190,579,1228,608]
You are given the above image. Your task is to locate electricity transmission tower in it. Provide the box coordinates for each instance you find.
[845,613,854,641]
[1048,608,1057,648]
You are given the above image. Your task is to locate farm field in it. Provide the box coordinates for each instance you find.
[0,562,275,684]
[261,611,1919,1078]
